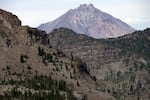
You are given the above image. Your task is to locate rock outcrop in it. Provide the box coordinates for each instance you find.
[0,9,21,28]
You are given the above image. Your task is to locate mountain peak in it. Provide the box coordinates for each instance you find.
[38,4,135,38]
[79,3,94,8]
[77,3,96,12]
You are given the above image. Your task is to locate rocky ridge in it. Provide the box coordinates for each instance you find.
[49,27,150,100]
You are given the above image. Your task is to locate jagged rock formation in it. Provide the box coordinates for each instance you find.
[49,27,150,100]
[38,4,135,38]
[0,9,21,28]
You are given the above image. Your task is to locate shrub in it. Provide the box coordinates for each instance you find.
[20,54,28,63]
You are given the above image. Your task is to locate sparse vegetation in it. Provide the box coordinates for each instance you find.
[20,54,28,63]
[27,66,32,70]
[38,47,53,65]
[0,74,76,100]
[77,81,80,86]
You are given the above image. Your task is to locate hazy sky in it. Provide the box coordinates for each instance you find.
[0,0,150,30]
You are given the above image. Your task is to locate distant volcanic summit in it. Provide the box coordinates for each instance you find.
[38,4,135,38]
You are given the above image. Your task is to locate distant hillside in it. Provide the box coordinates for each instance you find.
[38,4,135,38]
[49,27,150,100]
[106,28,150,58]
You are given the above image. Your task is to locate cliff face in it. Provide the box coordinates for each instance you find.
[0,9,21,28]
[49,28,150,100]
[0,9,52,79]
